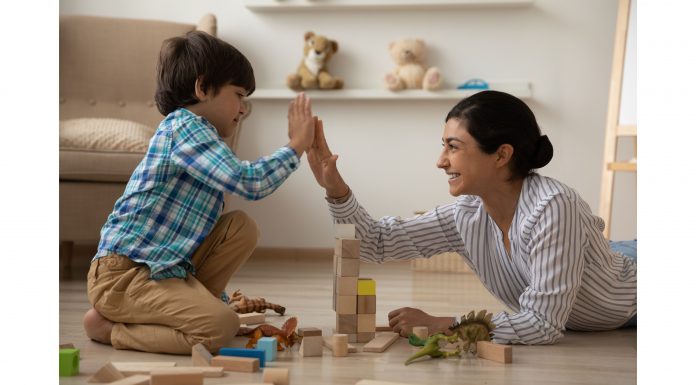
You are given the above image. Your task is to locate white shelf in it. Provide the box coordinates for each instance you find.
[250,82,531,101]
[244,0,534,12]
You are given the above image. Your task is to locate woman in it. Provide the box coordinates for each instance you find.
[307,91,636,345]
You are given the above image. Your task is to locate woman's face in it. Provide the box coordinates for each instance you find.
[436,118,499,197]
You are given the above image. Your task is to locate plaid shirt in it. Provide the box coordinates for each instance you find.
[95,108,299,282]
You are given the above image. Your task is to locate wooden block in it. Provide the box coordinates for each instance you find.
[336,314,357,333]
[300,335,324,357]
[334,223,356,239]
[113,364,223,377]
[357,314,376,333]
[59,348,80,376]
[106,375,151,385]
[336,295,357,315]
[357,278,376,295]
[323,336,357,353]
[412,326,429,340]
[375,325,393,332]
[337,257,360,277]
[332,273,336,310]
[357,295,376,314]
[238,312,266,325]
[336,276,358,295]
[211,356,260,372]
[219,347,266,367]
[347,333,357,343]
[257,336,277,362]
[191,343,212,366]
[111,362,177,376]
[476,341,512,364]
[155,366,224,377]
[150,368,204,385]
[262,367,290,385]
[363,333,400,353]
[88,362,125,383]
[335,238,360,259]
[332,334,349,357]
[298,327,322,337]
[356,332,375,343]
[59,343,75,349]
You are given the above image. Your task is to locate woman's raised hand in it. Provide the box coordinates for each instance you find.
[306,119,350,198]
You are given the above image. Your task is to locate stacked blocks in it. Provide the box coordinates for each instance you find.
[59,348,80,376]
[257,336,277,362]
[299,327,323,357]
[333,224,377,343]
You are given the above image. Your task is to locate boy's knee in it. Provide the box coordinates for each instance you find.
[206,307,240,353]
[221,210,260,246]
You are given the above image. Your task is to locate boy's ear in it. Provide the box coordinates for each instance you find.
[194,77,209,102]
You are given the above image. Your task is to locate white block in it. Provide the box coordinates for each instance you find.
[334,223,356,239]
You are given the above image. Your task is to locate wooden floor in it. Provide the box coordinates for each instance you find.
[59,254,636,385]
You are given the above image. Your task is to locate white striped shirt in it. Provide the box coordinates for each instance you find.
[328,174,636,345]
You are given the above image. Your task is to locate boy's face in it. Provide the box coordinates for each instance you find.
[193,84,248,138]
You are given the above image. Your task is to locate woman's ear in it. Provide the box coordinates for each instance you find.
[495,144,514,168]
[194,77,208,102]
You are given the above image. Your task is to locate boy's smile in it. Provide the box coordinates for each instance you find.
[188,83,248,138]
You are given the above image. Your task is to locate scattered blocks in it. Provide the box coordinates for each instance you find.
[476,341,512,363]
[257,336,278,362]
[106,375,151,385]
[331,334,348,357]
[262,367,290,385]
[299,335,323,357]
[412,326,429,340]
[219,347,266,367]
[323,336,357,353]
[238,312,266,325]
[88,362,125,383]
[298,327,322,337]
[150,368,204,385]
[363,333,400,353]
[59,348,80,376]
[191,343,212,366]
[211,356,260,372]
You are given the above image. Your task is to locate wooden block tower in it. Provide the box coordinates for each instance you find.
[333,224,376,343]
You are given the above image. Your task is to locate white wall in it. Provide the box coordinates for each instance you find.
[60,0,636,247]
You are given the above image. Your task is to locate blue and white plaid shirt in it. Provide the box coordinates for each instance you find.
[95,108,299,282]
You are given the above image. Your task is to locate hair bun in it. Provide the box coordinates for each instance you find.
[532,135,553,169]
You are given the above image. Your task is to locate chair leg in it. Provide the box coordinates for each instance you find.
[60,241,74,280]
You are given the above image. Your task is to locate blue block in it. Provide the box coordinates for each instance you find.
[257,337,277,362]
[219,347,266,367]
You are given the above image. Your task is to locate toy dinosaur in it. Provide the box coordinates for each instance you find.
[229,289,286,316]
[404,332,461,365]
[448,310,496,354]
[237,317,299,351]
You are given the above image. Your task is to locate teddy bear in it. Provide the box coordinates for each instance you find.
[287,31,344,91]
[385,38,442,91]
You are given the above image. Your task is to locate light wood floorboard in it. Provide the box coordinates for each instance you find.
[59,254,636,385]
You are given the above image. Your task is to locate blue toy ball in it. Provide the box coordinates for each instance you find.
[457,79,489,90]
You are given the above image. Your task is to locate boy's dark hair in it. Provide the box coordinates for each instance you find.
[155,31,255,116]
[446,90,553,179]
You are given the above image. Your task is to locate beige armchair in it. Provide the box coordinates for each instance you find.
[59,14,248,278]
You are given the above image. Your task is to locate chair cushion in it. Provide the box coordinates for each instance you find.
[59,118,154,182]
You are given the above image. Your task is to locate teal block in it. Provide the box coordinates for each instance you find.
[59,348,80,376]
[257,337,277,362]
[219,347,266,367]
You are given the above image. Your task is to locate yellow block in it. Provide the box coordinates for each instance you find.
[357,278,376,295]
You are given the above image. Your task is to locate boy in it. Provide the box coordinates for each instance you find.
[82,31,316,354]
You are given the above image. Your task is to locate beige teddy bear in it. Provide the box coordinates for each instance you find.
[287,31,344,91]
[385,38,442,91]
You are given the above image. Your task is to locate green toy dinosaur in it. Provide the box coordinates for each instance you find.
[448,309,496,354]
[404,332,461,365]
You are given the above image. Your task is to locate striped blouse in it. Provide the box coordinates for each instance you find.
[328,174,636,345]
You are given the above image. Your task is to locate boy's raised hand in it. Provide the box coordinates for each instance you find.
[307,119,350,198]
[287,93,315,157]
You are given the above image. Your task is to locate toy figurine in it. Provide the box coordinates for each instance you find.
[404,332,461,365]
[229,289,286,315]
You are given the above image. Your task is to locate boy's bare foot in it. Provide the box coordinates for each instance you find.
[83,308,114,344]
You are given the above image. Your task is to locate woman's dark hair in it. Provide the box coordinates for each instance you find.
[155,31,255,115]
[445,90,553,179]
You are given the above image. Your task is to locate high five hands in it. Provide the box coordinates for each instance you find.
[306,119,350,199]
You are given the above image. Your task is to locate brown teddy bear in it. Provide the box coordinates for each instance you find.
[287,31,344,91]
[385,38,442,91]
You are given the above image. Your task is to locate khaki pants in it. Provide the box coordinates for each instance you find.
[87,210,259,354]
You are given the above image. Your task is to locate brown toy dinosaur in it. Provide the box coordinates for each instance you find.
[237,317,299,351]
[448,309,496,354]
[229,289,286,315]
